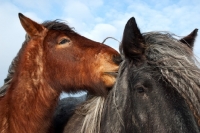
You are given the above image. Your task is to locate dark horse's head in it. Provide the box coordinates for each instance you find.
[101,17,200,133]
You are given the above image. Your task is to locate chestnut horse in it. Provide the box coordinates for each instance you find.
[61,17,200,133]
[0,13,121,133]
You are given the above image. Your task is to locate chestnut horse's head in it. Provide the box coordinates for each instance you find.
[17,13,121,96]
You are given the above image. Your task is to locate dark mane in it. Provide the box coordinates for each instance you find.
[143,32,200,125]
[42,20,76,33]
[121,31,200,125]
[99,31,200,132]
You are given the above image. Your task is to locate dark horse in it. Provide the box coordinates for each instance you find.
[0,13,121,133]
[61,17,200,133]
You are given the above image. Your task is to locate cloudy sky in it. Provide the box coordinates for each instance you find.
[0,0,200,97]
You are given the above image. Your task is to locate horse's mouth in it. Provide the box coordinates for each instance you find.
[104,72,118,78]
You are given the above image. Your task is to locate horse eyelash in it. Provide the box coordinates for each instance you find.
[133,84,146,93]
[59,39,70,44]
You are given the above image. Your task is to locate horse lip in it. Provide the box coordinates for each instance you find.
[104,72,118,78]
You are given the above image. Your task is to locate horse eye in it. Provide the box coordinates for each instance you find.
[59,39,70,45]
[137,87,145,93]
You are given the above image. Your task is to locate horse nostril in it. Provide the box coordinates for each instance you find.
[112,55,122,65]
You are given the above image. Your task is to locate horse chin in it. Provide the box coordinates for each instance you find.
[104,72,118,78]
[102,72,118,88]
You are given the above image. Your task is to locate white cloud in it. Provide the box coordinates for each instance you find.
[81,0,103,9]
[81,23,119,50]
[12,0,52,15]
[61,0,96,33]
[63,1,93,21]
[83,24,117,41]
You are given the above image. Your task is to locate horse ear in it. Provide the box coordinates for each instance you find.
[18,13,45,37]
[180,29,198,49]
[121,17,146,63]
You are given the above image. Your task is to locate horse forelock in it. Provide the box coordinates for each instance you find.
[144,32,200,125]
[42,20,76,34]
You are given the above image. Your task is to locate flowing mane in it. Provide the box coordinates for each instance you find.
[143,32,200,125]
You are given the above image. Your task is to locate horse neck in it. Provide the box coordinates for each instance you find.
[0,40,61,133]
[2,81,59,132]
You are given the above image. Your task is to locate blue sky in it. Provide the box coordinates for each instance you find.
[0,0,200,97]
